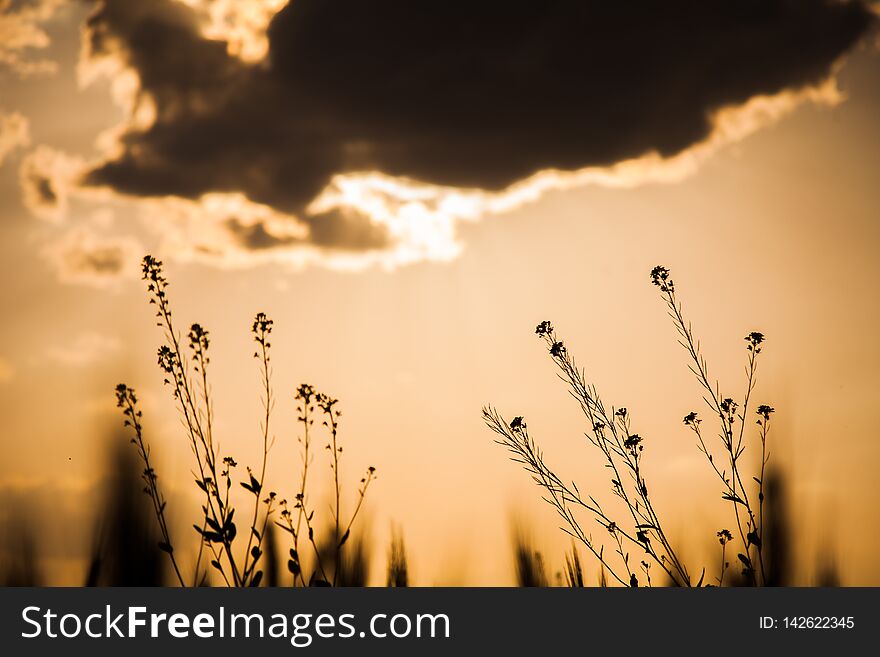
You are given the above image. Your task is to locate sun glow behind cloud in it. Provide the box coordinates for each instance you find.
[63,71,845,274]
[295,77,846,269]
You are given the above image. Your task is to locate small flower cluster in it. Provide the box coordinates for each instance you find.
[253,312,273,336]
[142,256,172,319]
[142,255,167,289]
[535,320,566,360]
[252,312,273,353]
[296,383,316,404]
[745,331,764,353]
[115,383,137,410]
[535,321,553,337]
[188,323,210,363]
[316,392,339,415]
[756,404,775,422]
[549,341,566,358]
[650,265,674,293]
[717,529,733,546]
[720,397,738,425]
[220,457,237,479]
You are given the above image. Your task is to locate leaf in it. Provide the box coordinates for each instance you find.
[746,531,762,549]
[338,528,350,548]
[223,509,236,531]
[205,517,222,533]
[203,531,223,543]
[287,559,300,576]
[251,546,261,560]
[251,527,261,541]
[210,560,222,571]
[249,474,261,494]
[695,568,706,587]
[250,571,263,588]
[157,541,173,554]
[240,482,254,493]
[721,492,747,506]
[737,553,752,567]
[289,548,299,561]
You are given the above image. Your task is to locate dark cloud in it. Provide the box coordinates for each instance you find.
[82,0,876,249]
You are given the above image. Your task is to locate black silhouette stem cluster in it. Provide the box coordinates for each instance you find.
[116,256,377,587]
[486,265,775,587]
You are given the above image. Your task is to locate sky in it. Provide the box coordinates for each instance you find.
[0,0,879,585]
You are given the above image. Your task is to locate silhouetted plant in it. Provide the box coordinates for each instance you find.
[85,442,165,586]
[116,255,376,587]
[564,543,585,588]
[276,384,377,587]
[762,468,791,586]
[262,522,281,588]
[512,533,549,587]
[327,532,371,587]
[485,265,776,586]
[386,529,409,587]
[0,512,41,586]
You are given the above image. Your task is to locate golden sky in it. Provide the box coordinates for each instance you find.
[1,0,879,585]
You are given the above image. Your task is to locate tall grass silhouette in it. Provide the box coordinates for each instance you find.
[386,528,409,587]
[512,532,550,587]
[0,514,41,587]
[84,443,165,586]
[115,255,377,587]
[485,266,778,587]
